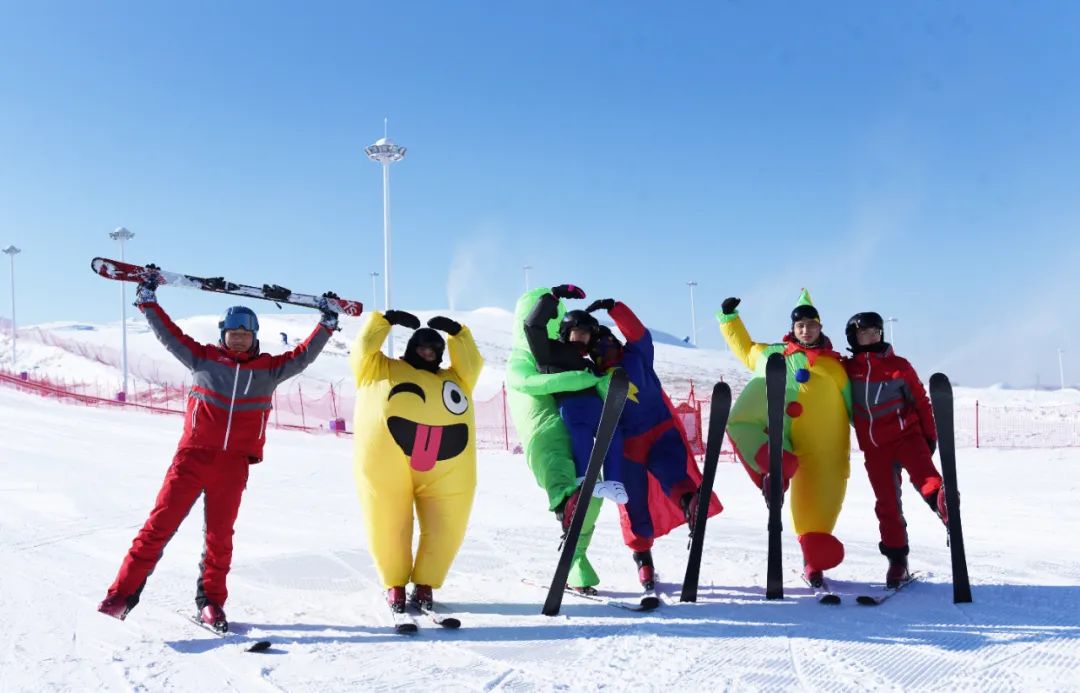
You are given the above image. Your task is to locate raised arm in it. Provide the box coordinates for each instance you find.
[427,316,484,392]
[523,291,560,369]
[139,301,207,371]
[350,311,393,385]
[716,297,768,371]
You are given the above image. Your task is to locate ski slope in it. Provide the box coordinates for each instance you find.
[2,380,1080,690]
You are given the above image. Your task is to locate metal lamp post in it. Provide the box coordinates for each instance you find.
[365,123,406,356]
[687,281,698,346]
[109,227,135,399]
[885,316,898,343]
[2,245,20,369]
[523,265,533,292]
[370,271,380,310]
[1059,348,1067,390]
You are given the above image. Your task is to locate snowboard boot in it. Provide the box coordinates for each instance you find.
[555,486,583,536]
[633,550,655,591]
[199,602,228,633]
[97,593,136,621]
[409,584,434,610]
[386,586,408,614]
[880,543,911,589]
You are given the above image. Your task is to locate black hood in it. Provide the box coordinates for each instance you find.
[403,328,445,373]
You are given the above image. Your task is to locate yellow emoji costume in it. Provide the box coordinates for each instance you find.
[718,290,852,574]
[350,312,484,589]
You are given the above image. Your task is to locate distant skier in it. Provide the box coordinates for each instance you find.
[580,298,720,591]
[843,311,948,587]
[349,310,483,615]
[98,272,339,632]
[506,286,606,593]
[718,290,852,591]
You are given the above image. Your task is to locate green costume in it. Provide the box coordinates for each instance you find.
[507,287,605,588]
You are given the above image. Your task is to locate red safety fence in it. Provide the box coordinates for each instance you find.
[3,319,1078,449]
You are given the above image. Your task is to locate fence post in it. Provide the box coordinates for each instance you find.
[297,383,306,429]
[501,383,510,451]
[975,400,980,449]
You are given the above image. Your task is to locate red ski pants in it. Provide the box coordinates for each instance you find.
[107,447,250,609]
[862,434,942,549]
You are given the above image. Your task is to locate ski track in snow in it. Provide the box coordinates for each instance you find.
[3,375,1080,689]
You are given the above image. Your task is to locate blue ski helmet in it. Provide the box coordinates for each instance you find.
[219,306,259,343]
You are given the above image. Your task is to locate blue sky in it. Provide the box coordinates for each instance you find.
[1,1,1078,386]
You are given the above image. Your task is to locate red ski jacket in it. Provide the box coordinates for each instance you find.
[843,346,937,452]
[140,302,331,461]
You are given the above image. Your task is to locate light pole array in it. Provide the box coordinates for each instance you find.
[687,281,698,346]
[109,227,135,399]
[365,122,406,356]
[2,245,20,369]
[523,265,533,292]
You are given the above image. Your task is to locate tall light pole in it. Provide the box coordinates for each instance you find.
[885,316,898,343]
[370,271,380,311]
[1059,348,1067,390]
[109,227,135,399]
[365,121,406,356]
[2,245,20,369]
[687,281,698,346]
[523,265,533,292]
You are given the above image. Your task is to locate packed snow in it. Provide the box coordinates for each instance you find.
[1,308,1079,691]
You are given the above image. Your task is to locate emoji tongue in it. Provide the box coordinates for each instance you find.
[410,424,443,471]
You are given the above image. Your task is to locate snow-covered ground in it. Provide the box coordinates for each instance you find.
[2,384,1080,690]
[2,307,1080,690]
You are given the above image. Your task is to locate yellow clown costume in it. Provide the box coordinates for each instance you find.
[718,290,852,574]
[349,312,484,589]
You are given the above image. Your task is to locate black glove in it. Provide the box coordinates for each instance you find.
[383,309,421,329]
[551,284,586,300]
[926,438,937,456]
[318,292,341,332]
[427,316,461,336]
[721,297,741,315]
[139,264,161,291]
[586,298,615,313]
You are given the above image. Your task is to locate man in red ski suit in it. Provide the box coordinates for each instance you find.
[843,311,948,587]
[581,298,720,590]
[97,275,337,631]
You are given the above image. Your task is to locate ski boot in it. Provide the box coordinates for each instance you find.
[386,586,408,614]
[408,584,434,610]
[97,593,135,621]
[633,550,655,591]
[555,486,582,535]
[803,565,825,590]
[881,543,911,589]
[199,602,228,633]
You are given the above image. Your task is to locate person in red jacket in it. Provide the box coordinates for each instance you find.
[843,312,948,587]
[97,272,338,632]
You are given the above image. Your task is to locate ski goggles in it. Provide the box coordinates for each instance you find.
[220,312,259,333]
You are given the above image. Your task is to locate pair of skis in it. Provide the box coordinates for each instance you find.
[391,602,462,635]
[91,257,364,316]
[758,353,971,605]
[540,372,736,613]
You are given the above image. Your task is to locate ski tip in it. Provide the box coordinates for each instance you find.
[245,640,273,652]
[439,617,462,629]
[819,594,842,605]
[394,623,419,635]
[856,596,881,606]
[638,597,661,611]
[929,372,951,390]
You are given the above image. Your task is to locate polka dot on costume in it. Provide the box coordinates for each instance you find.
[786,401,803,417]
[795,368,810,383]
